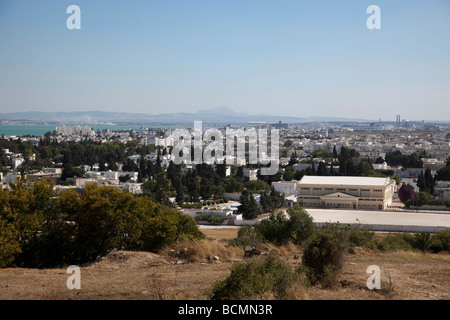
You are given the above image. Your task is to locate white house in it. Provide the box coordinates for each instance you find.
[372,162,391,170]
[271,181,298,196]
[435,181,450,200]
[104,171,139,182]
[5,172,20,183]
[243,168,258,181]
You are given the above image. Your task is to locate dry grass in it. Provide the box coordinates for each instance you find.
[201,227,239,242]
[93,251,170,269]
[0,228,449,300]
[161,239,243,263]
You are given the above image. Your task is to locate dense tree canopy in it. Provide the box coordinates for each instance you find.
[398,184,415,204]
[385,151,423,168]
[0,180,204,268]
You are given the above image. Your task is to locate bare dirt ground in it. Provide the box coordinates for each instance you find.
[0,228,448,300]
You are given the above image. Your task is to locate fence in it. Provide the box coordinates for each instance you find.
[386,206,450,215]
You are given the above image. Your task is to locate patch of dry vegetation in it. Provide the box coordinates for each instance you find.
[161,239,243,263]
[0,228,449,300]
[91,251,169,269]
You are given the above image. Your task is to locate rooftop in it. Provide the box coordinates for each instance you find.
[298,175,391,187]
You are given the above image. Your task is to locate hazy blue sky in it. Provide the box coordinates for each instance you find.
[0,0,449,120]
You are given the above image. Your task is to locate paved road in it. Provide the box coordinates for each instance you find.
[195,209,450,233]
[305,208,450,233]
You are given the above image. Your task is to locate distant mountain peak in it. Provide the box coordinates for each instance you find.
[196,106,244,115]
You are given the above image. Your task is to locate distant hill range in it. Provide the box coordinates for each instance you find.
[0,106,371,124]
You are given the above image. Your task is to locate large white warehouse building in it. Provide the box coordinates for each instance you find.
[297,176,395,210]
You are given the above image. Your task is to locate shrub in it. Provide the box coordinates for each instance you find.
[138,204,205,253]
[228,226,264,249]
[410,232,433,252]
[255,206,315,246]
[376,233,414,252]
[210,251,304,300]
[181,203,202,209]
[0,225,21,268]
[348,225,376,249]
[430,230,450,253]
[196,215,227,225]
[0,180,205,267]
[301,223,349,287]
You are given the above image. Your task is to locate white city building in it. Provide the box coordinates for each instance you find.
[271,181,298,196]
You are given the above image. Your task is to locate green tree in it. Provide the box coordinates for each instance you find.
[316,162,328,176]
[375,156,385,164]
[411,232,432,252]
[122,158,138,172]
[260,187,284,213]
[153,172,171,205]
[0,184,22,267]
[398,184,415,204]
[417,171,426,192]
[301,223,350,286]
[424,168,434,194]
[283,166,295,181]
[269,186,284,209]
[235,166,244,179]
[223,176,244,193]
[216,163,227,178]
[329,162,335,176]
[119,174,131,183]
[142,180,156,194]
[284,139,293,148]
[238,190,260,220]
[61,164,85,181]
[435,165,450,181]
[211,252,300,300]
[0,224,21,268]
[75,184,141,263]
[259,191,272,213]
[136,197,204,252]
[288,152,298,166]
[256,205,314,245]
[338,146,349,175]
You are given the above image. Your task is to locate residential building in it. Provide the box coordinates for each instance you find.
[421,158,446,171]
[271,181,298,196]
[243,168,258,181]
[435,181,450,200]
